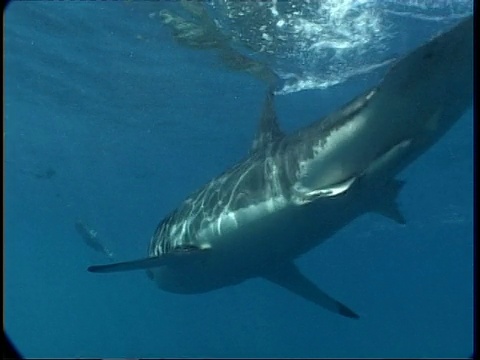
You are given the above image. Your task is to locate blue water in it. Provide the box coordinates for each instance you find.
[4,2,473,358]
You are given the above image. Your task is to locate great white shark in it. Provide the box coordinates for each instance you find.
[88,17,473,319]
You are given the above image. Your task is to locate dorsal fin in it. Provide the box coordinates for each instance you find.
[251,89,284,153]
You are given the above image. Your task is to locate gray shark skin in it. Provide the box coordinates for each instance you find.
[88,17,473,319]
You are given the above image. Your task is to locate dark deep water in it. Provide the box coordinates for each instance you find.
[4,1,473,358]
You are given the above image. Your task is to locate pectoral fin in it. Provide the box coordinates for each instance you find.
[88,256,170,273]
[263,262,359,319]
[88,246,210,273]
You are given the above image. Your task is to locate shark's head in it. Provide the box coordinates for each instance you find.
[144,213,244,294]
[144,195,276,293]
[142,213,206,292]
[147,207,214,259]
